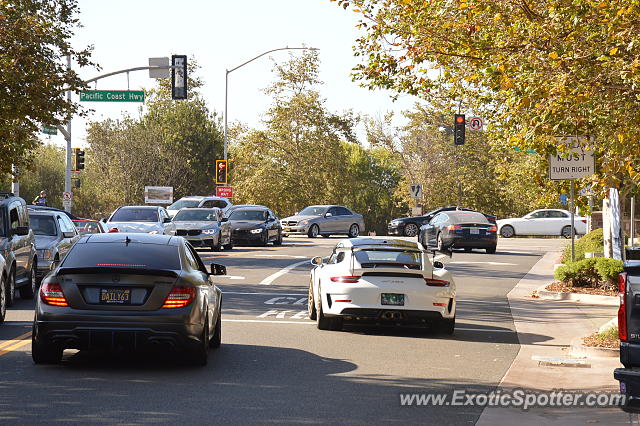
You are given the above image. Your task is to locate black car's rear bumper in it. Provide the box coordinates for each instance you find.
[614,368,640,412]
[444,235,497,249]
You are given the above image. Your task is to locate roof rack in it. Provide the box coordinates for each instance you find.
[0,193,15,199]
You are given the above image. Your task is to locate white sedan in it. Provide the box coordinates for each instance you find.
[497,209,587,238]
[308,238,456,334]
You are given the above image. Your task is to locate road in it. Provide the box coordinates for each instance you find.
[0,237,565,424]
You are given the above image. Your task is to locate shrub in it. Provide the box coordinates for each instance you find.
[562,228,604,262]
[554,257,622,289]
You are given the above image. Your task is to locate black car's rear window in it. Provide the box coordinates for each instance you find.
[61,242,181,270]
[448,212,489,224]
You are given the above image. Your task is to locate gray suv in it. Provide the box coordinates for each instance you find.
[0,194,37,306]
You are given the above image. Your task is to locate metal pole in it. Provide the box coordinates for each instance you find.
[631,196,636,247]
[11,165,19,197]
[570,180,575,261]
[224,70,229,161]
[65,55,72,213]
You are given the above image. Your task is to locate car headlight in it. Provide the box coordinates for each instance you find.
[299,220,309,226]
[250,228,263,234]
[390,220,400,225]
[202,229,217,235]
[38,249,53,260]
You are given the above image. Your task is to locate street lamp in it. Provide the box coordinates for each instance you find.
[223,46,319,161]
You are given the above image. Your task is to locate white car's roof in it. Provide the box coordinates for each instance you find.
[337,238,421,250]
[180,196,228,201]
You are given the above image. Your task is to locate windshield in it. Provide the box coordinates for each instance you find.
[298,206,326,216]
[73,220,103,235]
[354,249,422,269]
[229,210,268,221]
[174,209,219,222]
[29,215,57,236]
[110,208,158,223]
[168,199,200,210]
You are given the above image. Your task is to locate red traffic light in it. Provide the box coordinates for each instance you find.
[455,115,465,124]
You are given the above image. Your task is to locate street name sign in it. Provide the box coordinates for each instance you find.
[549,137,595,181]
[80,90,145,102]
[216,186,233,198]
[42,125,57,135]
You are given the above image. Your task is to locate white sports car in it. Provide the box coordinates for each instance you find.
[308,238,456,334]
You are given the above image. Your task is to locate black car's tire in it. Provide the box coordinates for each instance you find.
[260,232,269,247]
[561,226,573,239]
[486,246,497,254]
[210,309,221,349]
[211,236,223,252]
[190,319,209,366]
[32,332,63,364]
[308,224,319,238]
[500,225,515,238]
[273,232,283,246]
[437,316,455,335]
[223,240,234,250]
[347,224,360,238]
[20,259,37,299]
[436,233,445,251]
[404,223,419,237]
[308,280,317,320]
[6,268,15,307]
[0,275,6,325]
[316,288,342,331]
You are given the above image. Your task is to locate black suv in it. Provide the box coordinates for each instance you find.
[0,193,37,307]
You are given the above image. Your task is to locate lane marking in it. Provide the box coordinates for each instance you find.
[222,319,315,325]
[0,331,32,356]
[457,299,509,305]
[255,254,307,259]
[218,275,245,280]
[449,261,517,266]
[260,260,310,285]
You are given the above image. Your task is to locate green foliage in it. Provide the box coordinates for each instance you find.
[562,228,604,262]
[0,0,94,176]
[554,256,622,289]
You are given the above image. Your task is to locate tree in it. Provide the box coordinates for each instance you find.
[0,0,94,175]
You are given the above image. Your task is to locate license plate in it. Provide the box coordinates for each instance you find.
[100,288,131,304]
[284,227,291,232]
[470,228,480,234]
[381,293,404,306]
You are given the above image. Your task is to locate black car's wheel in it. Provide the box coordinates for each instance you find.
[6,268,15,307]
[347,224,360,238]
[211,235,223,252]
[190,318,209,366]
[486,246,497,254]
[308,224,319,238]
[308,279,317,320]
[210,309,221,349]
[223,240,234,250]
[436,233,445,251]
[32,327,63,364]
[437,316,455,335]
[500,225,515,238]
[561,225,574,239]
[0,275,6,325]
[316,287,342,331]
[404,223,419,237]
[273,232,283,246]
[260,232,269,247]
[19,259,37,299]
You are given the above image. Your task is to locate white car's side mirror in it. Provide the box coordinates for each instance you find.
[310,256,323,266]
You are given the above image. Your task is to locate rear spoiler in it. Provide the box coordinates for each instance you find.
[57,267,179,278]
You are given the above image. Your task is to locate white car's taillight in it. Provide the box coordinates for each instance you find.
[330,276,360,283]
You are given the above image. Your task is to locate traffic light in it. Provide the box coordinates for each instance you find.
[73,178,81,189]
[171,55,188,100]
[73,148,85,171]
[454,114,466,145]
[216,160,228,185]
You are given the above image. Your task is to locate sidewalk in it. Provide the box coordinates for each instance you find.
[476,250,634,425]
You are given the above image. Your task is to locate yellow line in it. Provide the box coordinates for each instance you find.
[0,331,32,356]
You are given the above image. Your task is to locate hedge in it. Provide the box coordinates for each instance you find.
[562,228,604,262]
[554,257,623,289]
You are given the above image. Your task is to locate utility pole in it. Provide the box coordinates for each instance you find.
[64,54,72,212]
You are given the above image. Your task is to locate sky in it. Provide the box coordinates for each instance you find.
[44,0,422,147]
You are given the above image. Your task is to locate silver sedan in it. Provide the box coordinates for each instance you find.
[280,205,366,238]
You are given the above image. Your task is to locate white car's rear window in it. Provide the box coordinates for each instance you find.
[354,250,422,268]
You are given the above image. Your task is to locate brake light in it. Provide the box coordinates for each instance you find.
[619,273,628,342]
[487,225,497,232]
[162,286,196,309]
[425,278,450,287]
[446,225,462,231]
[330,276,360,283]
[40,281,68,307]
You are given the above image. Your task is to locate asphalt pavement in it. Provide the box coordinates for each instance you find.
[0,236,565,424]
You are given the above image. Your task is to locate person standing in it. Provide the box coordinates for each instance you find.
[32,190,47,206]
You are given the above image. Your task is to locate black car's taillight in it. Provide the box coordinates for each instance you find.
[40,280,68,307]
[619,272,628,342]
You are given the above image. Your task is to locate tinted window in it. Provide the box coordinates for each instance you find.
[74,220,103,234]
[229,210,268,221]
[354,250,422,267]
[529,211,547,219]
[61,242,182,270]
[168,199,200,210]
[184,246,200,270]
[298,206,327,216]
[549,210,568,218]
[201,200,228,209]
[448,212,489,224]
[0,210,5,237]
[30,215,57,236]
[174,209,219,221]
[9,206,19,230]
[336,207,352,216]
[110,208,159,222]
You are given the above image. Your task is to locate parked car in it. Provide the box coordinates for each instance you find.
[28,205,80,220]
[281,205,365,238]
[167,196,233,218]
[32,233,226,365]
[0,194,37,306]
[167,208,233,251]
[0,253,7,324]
[419,211,498,253]
[615,261,640,411]
[308,238,456,333]
[497,209,587,238]
[227,207,282,246]
[72,219,110,235]
[28,209,81,284]
[105,206,176,235]
[388,206,496,237]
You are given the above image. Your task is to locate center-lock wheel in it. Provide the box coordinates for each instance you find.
[316,285,343,331]
[308,280,317,320]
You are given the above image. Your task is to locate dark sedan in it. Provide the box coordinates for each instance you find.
[388,206,496,237]
[418,211,497,254]
[228,207,282,246]
[32,233,225,365]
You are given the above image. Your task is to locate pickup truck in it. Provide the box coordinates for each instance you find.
[614,260,640,411]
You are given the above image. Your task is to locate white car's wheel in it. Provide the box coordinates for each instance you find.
[500,225,515,238]
[316,286,342,331]
[561,225,573,239]
[308,279,317,320]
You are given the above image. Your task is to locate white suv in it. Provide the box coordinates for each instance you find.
[167,196,233,218]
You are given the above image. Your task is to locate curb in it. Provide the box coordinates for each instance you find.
[535,284,618,306]
[569,337,619,359]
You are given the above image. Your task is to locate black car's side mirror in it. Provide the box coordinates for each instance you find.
[209,263,227,276]
[433,261,444,269]
[163,217,172,223]
[14,226,29,236]
[220,217,228,222]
